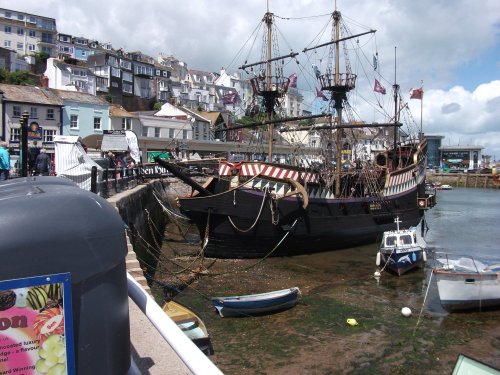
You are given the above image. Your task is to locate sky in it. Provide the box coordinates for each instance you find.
[4,0,500,160]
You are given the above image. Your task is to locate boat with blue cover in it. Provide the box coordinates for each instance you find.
[211,287,300,318]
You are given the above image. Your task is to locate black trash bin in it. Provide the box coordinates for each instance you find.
[0,177,130,374]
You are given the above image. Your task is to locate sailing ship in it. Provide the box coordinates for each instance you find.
[157,4,436,258]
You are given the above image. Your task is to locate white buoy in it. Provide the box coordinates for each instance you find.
[376,252,381,266]
[423,251,427,262]
[374,271,381,277]
[401,307,412,317]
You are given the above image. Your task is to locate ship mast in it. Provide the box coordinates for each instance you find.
[243,2,294,163]
[317,10,359,196]
[392,46,400,169]
[265,3,274,159]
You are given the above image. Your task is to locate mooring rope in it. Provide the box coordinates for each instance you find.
[228,187,269,233]
[413,269,433,336]
[152,190,190,221]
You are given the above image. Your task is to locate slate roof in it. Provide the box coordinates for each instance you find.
[0,84,63,106]
[52,89,109,106]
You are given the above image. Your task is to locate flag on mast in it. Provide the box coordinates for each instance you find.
[410,87,424,100]
[374,79,386,94]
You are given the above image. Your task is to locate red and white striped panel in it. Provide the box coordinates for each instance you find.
[219,163,233,176]
[389,171,413,186]
[240,163,263,176]
[219,161,320,183]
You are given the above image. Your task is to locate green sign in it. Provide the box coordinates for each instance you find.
[147,151,170,163]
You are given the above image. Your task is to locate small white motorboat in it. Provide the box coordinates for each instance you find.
[433,253,500,312]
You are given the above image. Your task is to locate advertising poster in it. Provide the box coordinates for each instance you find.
[0,274,75,375]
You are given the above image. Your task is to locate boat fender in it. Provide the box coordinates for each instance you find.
[422,251,427,262]
[346,318,358,326]
[376,252,381,266]
[401,307,412,317]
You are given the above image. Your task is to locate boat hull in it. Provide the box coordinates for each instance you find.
[380,247,425,276]
[179,182,424,258]
[211,287,300,317]
[433,270,500,312]
[162,301,214,355]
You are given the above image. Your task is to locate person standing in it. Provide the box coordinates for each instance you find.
[35,148,51,176]
[0,141,10,180]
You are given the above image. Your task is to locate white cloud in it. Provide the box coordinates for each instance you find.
[3,0,500,157]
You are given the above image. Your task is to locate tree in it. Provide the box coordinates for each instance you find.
[152,102,162,111]
[0,69,35,85]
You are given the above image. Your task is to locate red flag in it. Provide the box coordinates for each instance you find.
[316,87,328,101]
[410,87,423,100]
[374,79,386,94]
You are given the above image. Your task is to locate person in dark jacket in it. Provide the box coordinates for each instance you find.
[35,148,51,176]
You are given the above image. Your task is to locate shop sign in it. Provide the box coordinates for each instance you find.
[28,122,43,141]
[0,273,75,374]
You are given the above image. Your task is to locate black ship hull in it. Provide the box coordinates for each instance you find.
[178,179,426,258]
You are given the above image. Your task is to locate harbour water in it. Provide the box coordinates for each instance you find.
[158,187,500,374]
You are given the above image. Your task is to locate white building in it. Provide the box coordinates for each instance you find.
[44,58,96,94]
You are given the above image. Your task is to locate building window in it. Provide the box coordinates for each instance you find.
[156,69,161,76]
[142,127,148,137]
[13,106,21,117]
[121,118,132,130]
[4,26,11,33]
[30,107,38,118]
[43,129,56,142]
[41,47,52,55]
[183,130,188,139]
[154,127,161,137]
[4,11,11,18]
[122,82,132,94]
[10,128,20,142]
[93,117,101,130]
[111,67,121,77]
[4,41,11,48]
[70,115,78,128]
[47,108,55,120]
[17,28,24,36]
[41,33,53,44]
[169,128,174,138]
[17,42,23,50]
[17,14,24,21]
[120,60,131,70]
[29,30,36,37]
[28,44,35,51]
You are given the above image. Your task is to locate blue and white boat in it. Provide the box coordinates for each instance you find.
[376,217,427,276]
[211,287,300,317]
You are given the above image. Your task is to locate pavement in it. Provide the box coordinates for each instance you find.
[129,297,192,375]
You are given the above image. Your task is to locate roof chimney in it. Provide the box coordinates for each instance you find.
[41,75,49,88]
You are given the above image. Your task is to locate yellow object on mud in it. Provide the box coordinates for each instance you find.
[346,318,359,326]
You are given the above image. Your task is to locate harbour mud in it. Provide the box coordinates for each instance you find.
[151,222,500,374]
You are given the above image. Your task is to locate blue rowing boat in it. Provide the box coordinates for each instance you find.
[211,287,300,317]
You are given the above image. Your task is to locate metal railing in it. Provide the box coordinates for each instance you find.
[127,273,223,375]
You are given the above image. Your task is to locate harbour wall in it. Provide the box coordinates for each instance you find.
[426,173,496,188]
[107,180,171,285]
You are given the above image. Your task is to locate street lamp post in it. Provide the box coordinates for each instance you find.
[20,111,30,177]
